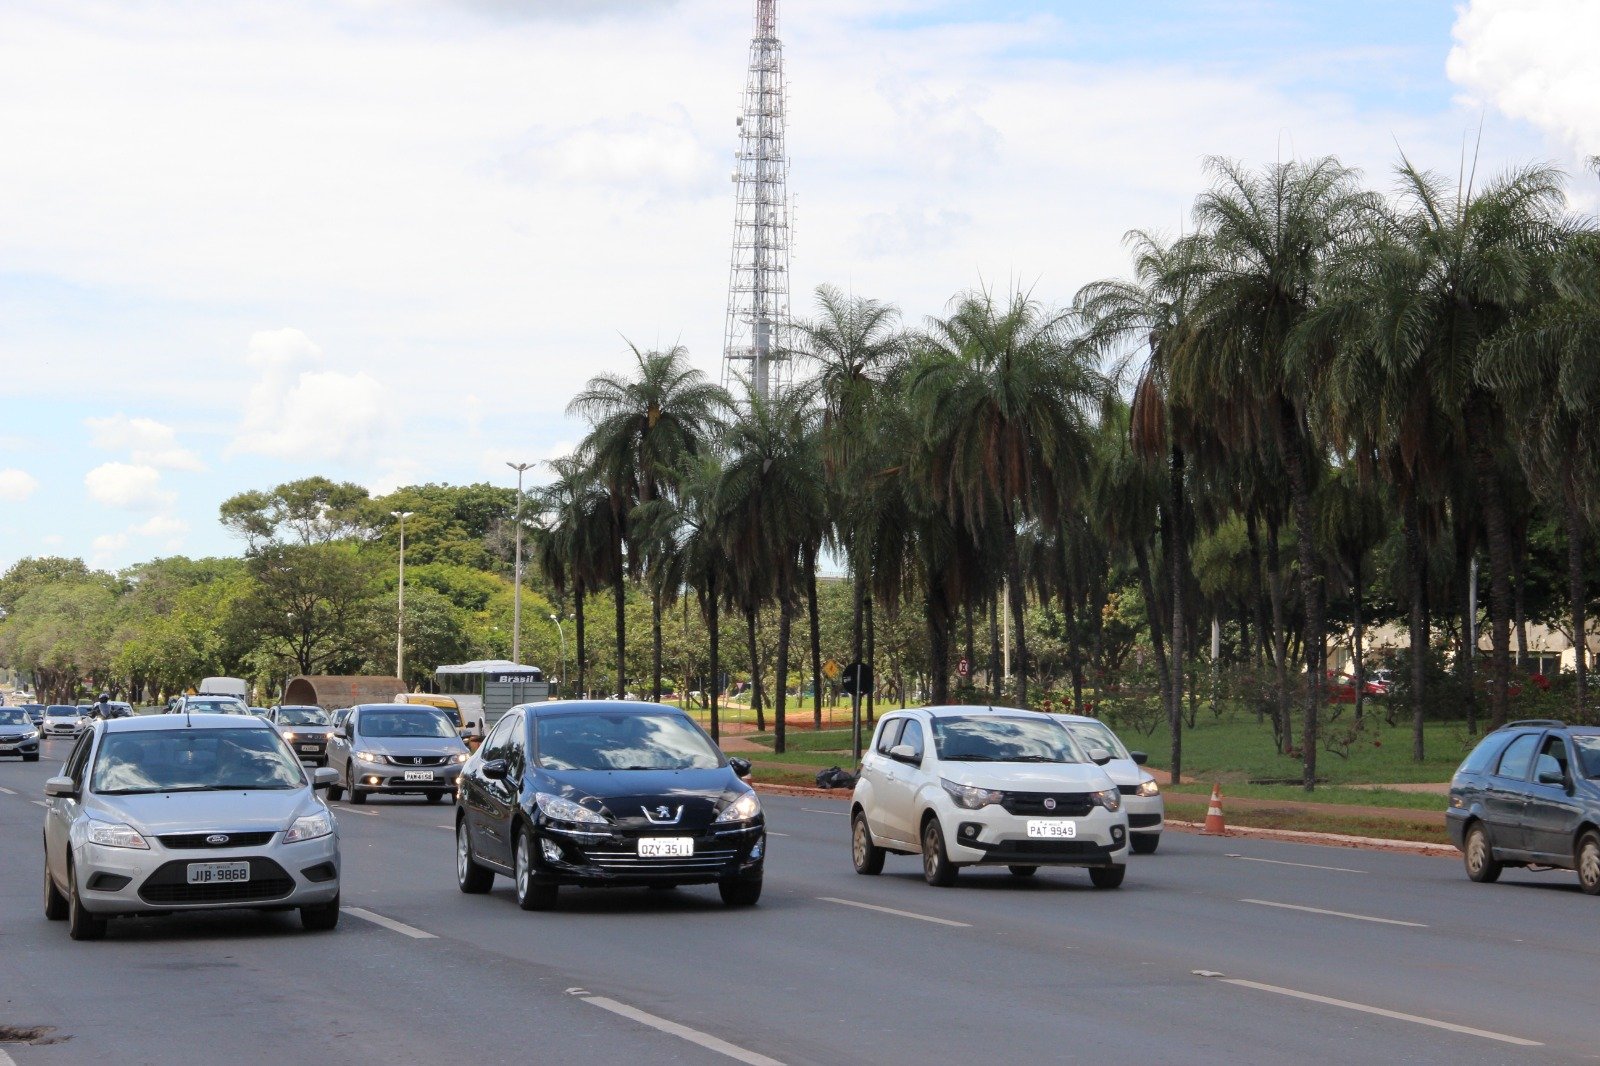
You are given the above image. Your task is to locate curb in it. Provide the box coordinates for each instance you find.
[1166,819,1456,857]
[751,782,850,799]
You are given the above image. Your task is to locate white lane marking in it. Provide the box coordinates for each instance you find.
[0,785,17,795]
[1226,854,1365,874]
[346,906,436,939]
[766,832,789,837]
[331,805,379,817]
[1195,972,1541,1047]
[799,808,847,816]
[571,991,784,1065]
[817,896,971,928]
[1239,899,1426,928]
[0,1045,17,1066]
[32,800,47,807]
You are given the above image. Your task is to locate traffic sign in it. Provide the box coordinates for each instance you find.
[822,658,842,681]
[840,661,873,696]
[957,657,970,678]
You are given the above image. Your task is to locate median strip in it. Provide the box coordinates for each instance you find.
[346,906,436,939]
[817,896,971,927]
[568,989,783,1065]
[1238,898,1425,927]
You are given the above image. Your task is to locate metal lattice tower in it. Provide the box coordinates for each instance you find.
[721,0,791,402]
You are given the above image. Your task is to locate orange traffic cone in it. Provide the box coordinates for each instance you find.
[1201,783,1227,836]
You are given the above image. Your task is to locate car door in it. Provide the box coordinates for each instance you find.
[880,717,929,846]
[328,709,356,783]
[465,714,520,868]
[45,730,95,889]
[859,717,906,844]
[1484,731,1539,853]
[1522,733,1584,862]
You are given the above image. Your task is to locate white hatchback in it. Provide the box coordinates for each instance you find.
[850,706,1130,888]
[1059,714,1164,854]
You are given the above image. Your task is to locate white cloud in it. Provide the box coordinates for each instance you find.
[92,531,129,555]
[41,533,65,547]
[84,462,175,510]
[1448,0,1600,157]
[0,468,39,503]
[231,328,388,462]
[85,413,205,471]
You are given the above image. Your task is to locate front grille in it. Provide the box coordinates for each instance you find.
[1117,785,1137,796]
[0,734,22,743]
[389,755,449,766]
[582,845,739,873]
[1128,813,1162,828]
[1001,792,1094,817]
[138,857,295,905]
[158,831,276,849]
[996,839,1104,857]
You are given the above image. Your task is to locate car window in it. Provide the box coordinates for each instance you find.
[1494,733,1540,780]
[64,732,94,784]
[1572,736,1600,778]
[0,709,29,726]
[357,710,456,738]
[1459,732,1512,775]
[930,715,1083,763]
[1536,735,1570,781]
[534,711,722,772]
[874,718,905,755]
[1066,719,1131,760]
[481,714,517,762]
[504,714,527,781]
[277,708,329,726]
[898,719,925,763]
[90,727,303,794]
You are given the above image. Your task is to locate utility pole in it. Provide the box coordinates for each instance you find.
[391,511,414,683]
[549,612,567,699]
[508,461,534,664]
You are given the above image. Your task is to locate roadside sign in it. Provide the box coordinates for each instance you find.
[957,657,970,678]
[822,658,842,681]
[840,661,873,696]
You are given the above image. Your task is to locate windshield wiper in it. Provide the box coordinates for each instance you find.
[1007,755,1064,763]
[97,785,211,795]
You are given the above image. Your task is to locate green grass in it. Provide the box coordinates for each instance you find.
[1163,781,1443,812]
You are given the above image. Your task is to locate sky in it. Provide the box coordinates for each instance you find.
[0,0,1596,572]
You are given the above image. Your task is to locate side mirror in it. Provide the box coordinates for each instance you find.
[482,759,508,781]
[1089,747,1113,766]
[1537,768,1566,787]
[312,767,339,790]
[44,776,76,799]
[889,743,918,763]
[729,756,753,778]
[338,724,352,739]
[1129,751,1149,766]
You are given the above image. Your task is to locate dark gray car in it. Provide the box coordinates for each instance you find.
[326,705,469,805]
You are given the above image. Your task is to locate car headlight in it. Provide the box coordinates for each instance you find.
[941,778,1005,810]
[715,791,762,823]
[354,750,387,764]
[283,731,297,741]
[535,792,610,825]
[1136,779,1160,797]
[283,810,334,844]
[453,752,470,763]
[1092,787,1122,812]
[87,822,149,850]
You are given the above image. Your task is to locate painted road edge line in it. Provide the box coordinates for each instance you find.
[569,990,783,1066]
[799,808,848,816]
[346,906,437,940]
[1193,972,1540,1048]
[818,896,971,927]
[1225,854,1365,874]
[0,785,16,795]
[1239,898,1426,927]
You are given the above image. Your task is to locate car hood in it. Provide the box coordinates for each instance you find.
[938,762,1116,793]
[90,789,319,834]
[281,726,333,737]
[545,767,743,829]
[1096,758,1150,787]
[354,737,468,757]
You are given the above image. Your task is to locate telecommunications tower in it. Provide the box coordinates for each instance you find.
[721,0,792,401]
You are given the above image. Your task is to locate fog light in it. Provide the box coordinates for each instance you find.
[540,837,563,863]
[750,838,764,860]
[959,822,983,839]
[366,776,381,785]
[1111,825,1126,845]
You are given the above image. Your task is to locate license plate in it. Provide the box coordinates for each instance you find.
[1026,820,1078,839]
[637,837,694,858]
[187,862,250,885]
[299,744,319,752]
[403,770,435,782]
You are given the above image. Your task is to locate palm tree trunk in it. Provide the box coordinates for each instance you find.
[1403,490,1429,760]
[774,590,792,755]
[1453,522,1476,736]
[1351,554,1365,722]
[851,564,865,755]
[707,589,721,742]
[806,549,822,729]
[1279,403,1323,792]
[925,581,953,705]
[964,600,976,685]
[1007,541,1029,708]
[1167,446,1185,785]
[1467,398,1514,730]
[612,548,627,699]
[1566,470,1588,711]
[1266,515,1292,753]
[574,578,587,698]
[989,592,1002,702]
[1063,582,1084,714]
[1132,541,1173,712]
[651,588,663,703]
[865,592,876,723]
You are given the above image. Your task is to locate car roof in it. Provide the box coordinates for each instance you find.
[352,703,448,712]
[893,705,1055,720]
[523,699,688,717]
[102,713,274,733]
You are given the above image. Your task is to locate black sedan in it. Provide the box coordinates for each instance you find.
[455,701,764,910]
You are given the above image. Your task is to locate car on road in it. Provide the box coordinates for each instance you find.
[41,712,341,940]
[455,700,764,910]
[1059,713,1163,854]
[249,706,271,717]
[851,706,1129,888]
[0,706,42,761]
[1448,718,1600,893]
[169,695,253,716]
[19,703,46,726]
[43,705,86,736]
[326,704,470,804]
[267,705,335,766]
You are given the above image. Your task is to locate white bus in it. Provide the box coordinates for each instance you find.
[433,660,551,736]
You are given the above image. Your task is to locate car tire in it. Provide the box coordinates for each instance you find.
[44,852,67,921]
[1131,834,1160,855]
[1464,822,1502,884]
[921,817,958,887]
[300,894,340,931]
[23,753,38,762]
[852,811,885,875]
[1089,864,1126,890]
[67,861,106,941]
[719,878,762,907]
[427,791,445,804]
[1007,865,1039,877]
[326,771,344,802]
[348,766,367,805]
[1576,830,1600,896]
[514,828,558,911]
[456,820,494,894]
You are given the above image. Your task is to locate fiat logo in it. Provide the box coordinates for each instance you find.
[1043,798,1056,811]
[206,834,230,845]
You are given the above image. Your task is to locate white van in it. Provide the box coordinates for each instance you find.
[197,676,250,702]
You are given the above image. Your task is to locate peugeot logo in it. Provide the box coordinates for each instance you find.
[641,805,683,825]
[206,834,230,845]
[1043,798,1056,811]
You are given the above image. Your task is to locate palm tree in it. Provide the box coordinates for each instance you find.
[534,455,613,698]
[568,344,730,700]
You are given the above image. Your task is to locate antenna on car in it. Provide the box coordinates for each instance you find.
[185,697,193,729]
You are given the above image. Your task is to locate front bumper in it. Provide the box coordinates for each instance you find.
[283,735,332,764]
[1121,793,1165,835]
[44,723,80,735]
[72,834,340,916]
[938,801,1128,866]
[350,758,463,793]
[533,819,766,887]
[0,734,40,756]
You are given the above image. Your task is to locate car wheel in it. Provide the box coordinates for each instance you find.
[921,817,958,887]
[427,791,444,804]
[719,878,762,906]
[1576,831,1600,896]
[44,851,67,921]
[1089,864,1126,890]
[67,862,106,941]
[326,769,344,802]
[1007,865,1039,877]
[300,893,340,931]
[456,820,493,894]
[1464,822,1502,884]
[514,828,558,911]
[347,766,367,805]
[23,753,38,763]
[851,811,885,875]
[1130,834,1159,855]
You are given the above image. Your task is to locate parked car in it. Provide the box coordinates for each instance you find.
[0,706,41,761]
[41,712,341,940]
[851,706,1129,888]
[455,700,763,910]
[267,705,335,766]
[1448,718,1600,893]
[1058,714,1163,854]
[43,705,85,736]
[326,704,470,804]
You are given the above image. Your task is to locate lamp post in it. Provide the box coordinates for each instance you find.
[507,461,534,664]
[550,613,567,698]
[391,511,414,683]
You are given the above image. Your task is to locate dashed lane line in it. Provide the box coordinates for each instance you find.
[0,785,17,795]
[1225,854,1365,874]
[817,896,971,928]
[798,808,847,816]
[346,906,436,939]
[1193,971,1541,1047]
[330,804,379,817]
[1238,898,1426,928]
[567,989,784,1065]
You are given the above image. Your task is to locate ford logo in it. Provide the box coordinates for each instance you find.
[206,834,230,845]
[1043,798,1056,811]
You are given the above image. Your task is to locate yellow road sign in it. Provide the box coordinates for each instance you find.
[822,658,842,681]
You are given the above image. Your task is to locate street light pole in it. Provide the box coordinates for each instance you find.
[507,461,534,665]
[391,510,414,683]
[550,613,567,698]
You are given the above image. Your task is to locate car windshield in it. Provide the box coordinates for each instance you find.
[535,711,723,771]
[1571,736,1600,778]
[1065,720,1130,760]
[91,728,304,794]
[46,706,76,717]
[931,716,1082,763]
[358,711,456,738]
[278,708,329,726]
[186,699,249,715]
[0,709,29,725]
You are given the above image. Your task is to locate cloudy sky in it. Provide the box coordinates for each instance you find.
[0,0,1595,571]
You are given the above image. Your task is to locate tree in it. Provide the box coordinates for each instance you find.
[232,542,381,676]
[535,455,614,699]
[219,477,373,548]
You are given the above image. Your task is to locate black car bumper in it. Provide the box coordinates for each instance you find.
[533,820,766,887]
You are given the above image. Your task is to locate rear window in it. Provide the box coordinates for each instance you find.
[1458,733,1513,775]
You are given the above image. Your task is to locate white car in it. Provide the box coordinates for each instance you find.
[850,706,1130,888]
[1059,714,1163,854]
[42,705,86,736]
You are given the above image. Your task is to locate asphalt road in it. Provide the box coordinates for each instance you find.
[3,734,1597,1065]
